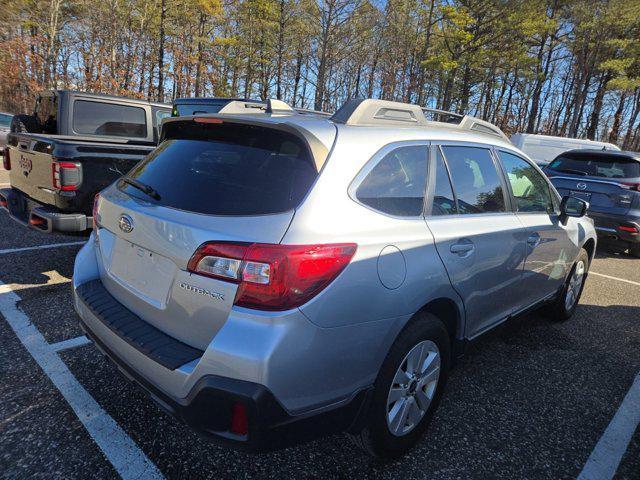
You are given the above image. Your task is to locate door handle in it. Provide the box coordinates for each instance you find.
[527,233,541,248]
[450,242,474,255]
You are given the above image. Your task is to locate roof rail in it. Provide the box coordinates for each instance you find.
[331,98,509,141]
[216,98,332,118]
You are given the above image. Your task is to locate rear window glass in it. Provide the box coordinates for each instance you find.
[73,101,147,138]
[548,154,640,179]
[120,123,317,215]
[0,113,12,127]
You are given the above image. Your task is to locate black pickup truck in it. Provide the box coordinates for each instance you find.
[0,90,170,233]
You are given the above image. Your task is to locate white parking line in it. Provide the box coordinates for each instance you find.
[590,271,640,287]
[0,241,85,256]
[0,281,164,480]
[50,335,92,352]
[578,373,640,480]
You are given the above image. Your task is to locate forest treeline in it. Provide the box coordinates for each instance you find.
[1,0,639,147]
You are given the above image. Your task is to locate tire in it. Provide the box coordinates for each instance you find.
[348,313,450,459]
[629,244,640,258]
[543,248,589,321]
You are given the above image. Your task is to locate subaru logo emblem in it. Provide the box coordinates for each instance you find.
[118,214,134,233]
[576,182,587,190]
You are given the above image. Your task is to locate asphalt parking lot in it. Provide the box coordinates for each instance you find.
[0,206,638,479]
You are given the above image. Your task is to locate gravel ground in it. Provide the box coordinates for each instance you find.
[0,214,638,480]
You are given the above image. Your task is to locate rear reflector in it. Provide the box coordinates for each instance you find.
[52,161,82,191]
[188,242,357,311]
[2,146,10,170]
[619,225,639,234]
[230,403,249,436]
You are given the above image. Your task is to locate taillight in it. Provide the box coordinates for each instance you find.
[52,161,81,191]
[230,403,249,436]
[619,225,639,234]
[92,193,100,229]
[2,147,10,170]
[187,242,357,311]
[543,170,554,178]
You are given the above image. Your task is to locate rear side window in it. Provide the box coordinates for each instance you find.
[73,101,147,138]
[548,154,640,179]
[121,123,317,216]
[499,151,554,213]
[430,148,457,215]
[355,145,428,217]
[442,146,506,214]
[173,102,229,116]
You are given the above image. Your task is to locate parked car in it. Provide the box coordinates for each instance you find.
[0,90,170,233]
[544,149,640,257]
[510,133,620,166]
[0,112,13,158]
[73,98,596,458]
[171,97,263,116]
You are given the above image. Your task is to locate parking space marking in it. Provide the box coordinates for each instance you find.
[0,241,86,256]
[578,373,640,480]
[590,271,640,287]
[0,281,164,480]
[0,270,71,294]
[50,335,92,352]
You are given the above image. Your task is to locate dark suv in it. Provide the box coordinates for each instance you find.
[544,149,640,257]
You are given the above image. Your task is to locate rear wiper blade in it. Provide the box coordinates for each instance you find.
[121,177,161,200]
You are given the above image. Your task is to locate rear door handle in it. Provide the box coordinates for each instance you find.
[527,233,541,247]
[450,242,474,255]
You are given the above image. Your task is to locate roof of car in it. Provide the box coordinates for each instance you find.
[44,90,171,108]
[559,149,640,160]
[173,97,264,105]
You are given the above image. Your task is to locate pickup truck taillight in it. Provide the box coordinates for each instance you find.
[52,161,81,191]
[187,242,357,311]
[2,147,10,170]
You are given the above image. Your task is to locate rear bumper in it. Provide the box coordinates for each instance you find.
[75,281,371,451]
[588,210,640,245]
[0,187,91,233]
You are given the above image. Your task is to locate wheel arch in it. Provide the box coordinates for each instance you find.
[582,237,596,263]
[416,296,465,361]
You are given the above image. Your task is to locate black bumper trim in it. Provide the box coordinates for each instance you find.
[76,284,372,451]
[76,279,203,370]
[0,187,90,233]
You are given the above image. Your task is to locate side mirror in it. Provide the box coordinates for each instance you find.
[560,195,588,223]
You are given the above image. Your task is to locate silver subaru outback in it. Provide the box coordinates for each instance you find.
[73,98,596,458]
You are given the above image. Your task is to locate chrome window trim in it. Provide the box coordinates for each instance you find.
[347,140,430,220]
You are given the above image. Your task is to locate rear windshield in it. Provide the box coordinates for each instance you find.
[548,154,640,179]
[120,123,317,215]
[73,100,147,138]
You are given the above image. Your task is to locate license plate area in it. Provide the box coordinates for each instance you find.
[108,238,177,308]
[569,191,592,202]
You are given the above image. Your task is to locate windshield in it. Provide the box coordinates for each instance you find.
[120,123,317,215]
[547,154,640,179]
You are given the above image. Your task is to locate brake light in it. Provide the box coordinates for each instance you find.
[619,225,639,234]
[621,182,640,192]
[2,147,10,170]
[52,161,81,191]
[543,170,554,178]
[92,193,100,229]
[194,117,224,124]
[187,242,357,311]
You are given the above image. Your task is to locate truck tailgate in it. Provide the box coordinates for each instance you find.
[8,136,56,206]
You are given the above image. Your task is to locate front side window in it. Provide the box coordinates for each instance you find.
[355,145,428,217]
[499,151,554,213]
[73,100,147,138]
[441,146,506,214]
